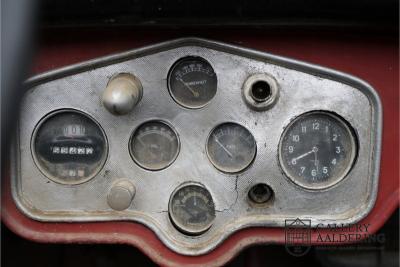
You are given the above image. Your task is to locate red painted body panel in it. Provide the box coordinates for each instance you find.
[2,29,399,267]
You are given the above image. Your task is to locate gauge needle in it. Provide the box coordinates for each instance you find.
[215,138,233,158]
[181,205,196,218]
[137,137,146,147]
[137,137,157,158]
[177,78,200,97]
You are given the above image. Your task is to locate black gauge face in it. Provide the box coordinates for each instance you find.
[279,112,357,189]
[32,110,108,184]
[207,123,256,173]
[130,121,179,170]
[169,183,215,235]
[168,57,217,109]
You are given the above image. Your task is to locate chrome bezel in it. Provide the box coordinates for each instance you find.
[167,56,218,109]
[129,120,180,171]
[278,111,358,190]
[30,108,109,185]
[206,122,257,174]
[168,182,215,235]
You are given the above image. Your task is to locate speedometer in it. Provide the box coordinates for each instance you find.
[279,111,357,189]
[32,110,108,184]
[168,56,217,109]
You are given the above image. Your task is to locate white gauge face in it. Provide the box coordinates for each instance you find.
[169,183,215,235]
[206,123,256,173]
[168,56,217,109]
[130,121,180,170]
[279,111,357,189]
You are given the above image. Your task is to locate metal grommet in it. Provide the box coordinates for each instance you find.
[242,73,279,111]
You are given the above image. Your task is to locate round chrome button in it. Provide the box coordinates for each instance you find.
[107,180,136,211]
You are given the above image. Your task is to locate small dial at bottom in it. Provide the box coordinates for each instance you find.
[169,183,215,235]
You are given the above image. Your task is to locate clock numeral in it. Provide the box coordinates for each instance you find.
[323,167,328,174]
[300,166,306,173]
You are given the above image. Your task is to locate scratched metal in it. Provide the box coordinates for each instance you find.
[11,38,382,255]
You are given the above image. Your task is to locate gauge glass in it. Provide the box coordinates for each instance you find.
[279,111,357,189]
[130,121,179,170]
[169,183,215,235]
[168,56,217,108]
[207,123,256,173]
[32,110,108,184]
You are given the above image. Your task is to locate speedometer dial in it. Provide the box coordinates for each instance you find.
[32,110,108,185]
[279,111,357,189]
[207,123,256,173]
[168,56,217,109]
[130,121,179,170]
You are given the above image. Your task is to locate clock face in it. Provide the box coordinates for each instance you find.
[279,112,357,189]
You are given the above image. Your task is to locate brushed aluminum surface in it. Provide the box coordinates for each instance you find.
[12,38,382,255]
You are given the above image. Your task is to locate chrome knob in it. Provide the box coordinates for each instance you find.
[107,180,136,211]
[102,73,143,115]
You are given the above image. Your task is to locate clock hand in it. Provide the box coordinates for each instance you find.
[313,146,319,172]
[292,149,314,161]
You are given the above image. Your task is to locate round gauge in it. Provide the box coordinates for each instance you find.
[169,183,215,235]
[279,111,357,189]
[168,56,217,109]
[32,110,108,184]
[129,121,179,170]
[207,123,256,173]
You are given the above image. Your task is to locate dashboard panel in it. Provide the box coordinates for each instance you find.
[12,38,381,255]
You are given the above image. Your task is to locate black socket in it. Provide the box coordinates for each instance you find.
[250,81,272,102]
[248,183,273,204]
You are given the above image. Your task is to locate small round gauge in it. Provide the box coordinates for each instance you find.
[279,111,357,189]
[32,110,108,184]
[168,56,217,109]
[169,183,215,235]
[129,121,179,170]
[207,123,256,173]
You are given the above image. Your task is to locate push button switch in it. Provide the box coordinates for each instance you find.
[107,180,136,211]
[102,73,143,115]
